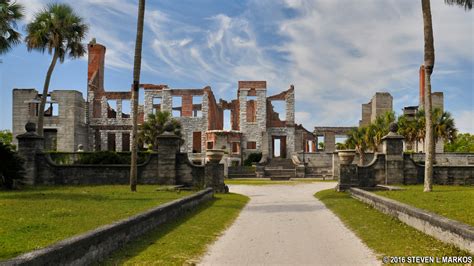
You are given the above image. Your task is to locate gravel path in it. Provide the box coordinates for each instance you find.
[199,182,379,266]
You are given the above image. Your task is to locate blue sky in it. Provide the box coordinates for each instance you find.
[1,0,473,132]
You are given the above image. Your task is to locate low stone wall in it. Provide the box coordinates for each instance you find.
[228,166,257,178]
[403,156,474,185]
[35,152,162,185]
[412,153,474,166]
[16,128,225,190]
[350,188,474,254]
[3,188,214,265]
[339,154,473,189]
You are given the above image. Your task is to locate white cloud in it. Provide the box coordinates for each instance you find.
[15,0,472,130]
[276,0,473,128]
[454,110,474,133]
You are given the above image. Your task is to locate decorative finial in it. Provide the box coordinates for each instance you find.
[89,38,96,45]
[389,122,398,133]
[25,122,36,133]
[164,121,174,133]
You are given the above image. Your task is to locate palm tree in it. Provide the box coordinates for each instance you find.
[346,127,367,165]
[0,0,23,55]
[130,0,146,192]
[444,0,472,10]
[25,4,88,136]
[421,0,471,192]
[366,111,395,152]
[397,115,417,150]
[139,111,182,150]
[432,109,457,144]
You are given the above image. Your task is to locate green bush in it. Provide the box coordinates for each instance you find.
[75,151,149,165]
[0,142,24,189]
[244,152,262,166]
[76,151,127,164]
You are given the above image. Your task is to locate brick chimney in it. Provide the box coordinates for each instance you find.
[419,64,425,108]
[87,39,106,92]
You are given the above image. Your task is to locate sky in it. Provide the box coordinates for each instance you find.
[1,0,473,133]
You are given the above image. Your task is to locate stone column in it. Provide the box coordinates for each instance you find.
[16,122,44,185]
[116,100,122,119]
[156,130,181,185]
[324,132,335,152]
[337,164,357,191]
[381,123,405,184]
[205,161,226,192]
[332,152,340,179]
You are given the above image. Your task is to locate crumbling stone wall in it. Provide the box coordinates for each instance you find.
[12,89,89,151]
[238,82,267,158]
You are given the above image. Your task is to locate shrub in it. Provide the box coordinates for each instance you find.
[244,152,262,166]
[76,151,149,165]
[0,141,24,189]
[76,151,129,165]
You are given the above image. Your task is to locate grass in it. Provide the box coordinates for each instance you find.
[374,185,474,226]
[103,193,249,265]
[315,189,471,259]
[0,185,192,259]
[225,178,336,185]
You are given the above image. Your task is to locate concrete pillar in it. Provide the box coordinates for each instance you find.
[16,122,44,185]
[156,131,181,185]
[382,123,405,184]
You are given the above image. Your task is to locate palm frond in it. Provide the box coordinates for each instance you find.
[444,0,473,10]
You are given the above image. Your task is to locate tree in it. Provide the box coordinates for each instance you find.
[130,0,146,192]
[139,111,182,150]
[0,0,23,54]
[318,142,325,150]
[346,127,367,165]
[0,129,13,146]
[366,111,395,152]
[445,133,474,152]
[397,115,418,151]
[421,0,472,192]
[25,4,88,136]
[0,141,24,189]
[432,108,457,144]
[444,0,472,10]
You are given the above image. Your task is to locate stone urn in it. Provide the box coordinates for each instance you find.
[206,149,225,163]
[337,149,356,165]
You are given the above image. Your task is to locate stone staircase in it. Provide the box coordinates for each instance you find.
[264,158,296,180]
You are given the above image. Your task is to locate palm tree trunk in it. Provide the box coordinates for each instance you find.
[37,49,59,136]
[422,0,435,192]
[130,0,146,192]
[359,150,365,166]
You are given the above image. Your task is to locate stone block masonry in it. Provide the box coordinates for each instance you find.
[12,41,312,170]
[3,188,214,265]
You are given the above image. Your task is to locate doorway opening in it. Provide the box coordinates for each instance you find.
[272,136,287,158]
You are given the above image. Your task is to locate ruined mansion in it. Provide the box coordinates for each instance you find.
[13,42,315,165]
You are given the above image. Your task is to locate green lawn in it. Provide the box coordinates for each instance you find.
[0,185,192,259]
[103,193,249,265]
[225,178,336,185]
[374,185,474,226]
[315,189,471,259]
